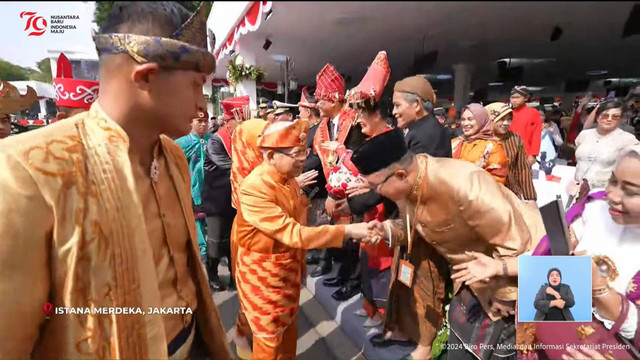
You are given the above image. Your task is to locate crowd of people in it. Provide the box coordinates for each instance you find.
[1,2,639,360]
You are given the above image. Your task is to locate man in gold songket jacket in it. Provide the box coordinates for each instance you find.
[0,3,231,359]
[352,129,543,360]
[234,119,370,359]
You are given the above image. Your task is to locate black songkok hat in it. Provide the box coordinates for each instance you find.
[352,128,408,175]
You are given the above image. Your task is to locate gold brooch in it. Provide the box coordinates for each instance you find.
[576,325,595,340]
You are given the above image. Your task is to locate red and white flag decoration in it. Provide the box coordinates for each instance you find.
[215,1,273,61]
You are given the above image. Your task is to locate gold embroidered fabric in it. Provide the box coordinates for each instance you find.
[387,154,535,321]
[0,103,231,359]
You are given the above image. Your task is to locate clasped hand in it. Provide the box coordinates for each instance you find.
[346,220,387,244]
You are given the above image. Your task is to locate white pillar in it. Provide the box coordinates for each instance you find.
[453,63,473,111]
[203,74,214,118]
[38,99,47,119]
[233,45,258,110]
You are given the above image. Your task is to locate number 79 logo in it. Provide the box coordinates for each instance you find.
[20,11,48,36]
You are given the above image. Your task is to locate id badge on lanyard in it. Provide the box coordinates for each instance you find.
[398,212,415,288]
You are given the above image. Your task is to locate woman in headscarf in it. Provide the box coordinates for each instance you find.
[533,267,575,321]
[451,103,509,184]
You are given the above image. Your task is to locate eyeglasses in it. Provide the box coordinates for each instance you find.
[276,148,310,159]
[374,170,397,193]
[599,113,622,121]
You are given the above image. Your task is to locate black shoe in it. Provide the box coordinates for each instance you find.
[310,263,331,278]
[305,253,320,265]
[209,275,227,292]
[322,276,343,287]
[331,283,360,301]
[369,333,414,348]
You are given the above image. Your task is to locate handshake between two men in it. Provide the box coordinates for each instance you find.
[342,220,387,244]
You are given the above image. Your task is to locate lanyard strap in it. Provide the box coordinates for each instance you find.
[405,156,427,258]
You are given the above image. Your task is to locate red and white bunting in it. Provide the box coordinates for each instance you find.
[215,1,273,61]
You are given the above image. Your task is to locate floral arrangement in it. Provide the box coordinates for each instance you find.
[326,155,365,199]
[226,55,265,88]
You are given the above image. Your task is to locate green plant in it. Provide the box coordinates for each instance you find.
[226,55,265,87]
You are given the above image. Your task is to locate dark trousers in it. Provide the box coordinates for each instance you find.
[337,239,361,286]
[205,215,234,279]
[360,251,374,304]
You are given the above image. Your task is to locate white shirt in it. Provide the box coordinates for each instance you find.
[330,114,340,141]
[575,128,639,189]
[573,199,640,339]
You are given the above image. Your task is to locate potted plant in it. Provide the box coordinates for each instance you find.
[226,55,266,92]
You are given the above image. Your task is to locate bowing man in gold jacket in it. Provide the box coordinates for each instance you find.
[0,3,231,359]
[352,128,540,360]
[234,119,369,359]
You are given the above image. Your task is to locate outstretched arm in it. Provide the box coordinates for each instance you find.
[239,180,368,248]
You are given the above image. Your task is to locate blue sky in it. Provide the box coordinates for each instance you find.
[0,2,97,69]
[518,255,592,322]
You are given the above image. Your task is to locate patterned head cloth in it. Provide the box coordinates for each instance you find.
[258,119,310,149]
[0,81,38,115]
[485,102,513,123]
[53,53,99,110]
[221,96,250,122]
[92,3,215,74]
[315,63,345,102]
[461,103,494,142]
[511,85,531,98]
[297,87,316,109]
[346,51,391,108]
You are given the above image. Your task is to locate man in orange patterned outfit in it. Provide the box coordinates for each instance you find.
[228,101,267,359]
[234,119,369,359]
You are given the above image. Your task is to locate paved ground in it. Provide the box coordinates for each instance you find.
[211,265,346,360]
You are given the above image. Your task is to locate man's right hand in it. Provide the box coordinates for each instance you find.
[361,220,386,246]
[345,222,369,240]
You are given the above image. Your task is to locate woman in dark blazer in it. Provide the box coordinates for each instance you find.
[534,267,576,321]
